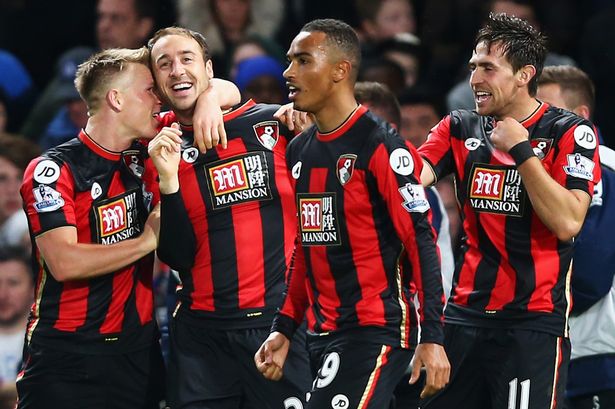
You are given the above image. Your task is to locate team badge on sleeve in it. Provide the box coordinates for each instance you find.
[398,183,430,213]
[563,153,595,181]
[33,184,64,212]
[336,154,357,185]
[253,121,279,150]
[389,148,414,175]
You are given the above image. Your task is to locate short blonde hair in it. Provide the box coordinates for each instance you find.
[74,47,150,114]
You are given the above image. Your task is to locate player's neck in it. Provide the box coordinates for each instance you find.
[85,116,135,153]
[496,94,541,123]
[173,108,194,127]
[313,92,359,133]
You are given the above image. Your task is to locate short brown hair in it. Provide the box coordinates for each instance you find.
[148,26,211,63]
[354,82,401,129]
[538,65,595,116]
[74,47,150,114]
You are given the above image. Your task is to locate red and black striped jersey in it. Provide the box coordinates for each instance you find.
[19,131,159,353]
[274,105,445,348]
[157,100,297,329]
[419,103,601,336]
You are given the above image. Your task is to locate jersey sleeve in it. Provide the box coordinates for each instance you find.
[368,138,445,344]
[20,156,76,236]
[550,120,601,195]
[157,191,197,272]
[271,243,309,339]
[418,114,455,183]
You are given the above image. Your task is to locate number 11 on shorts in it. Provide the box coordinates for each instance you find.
[508,378,530,409]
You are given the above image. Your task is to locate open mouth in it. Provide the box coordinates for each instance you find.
[287,84,300,100]
[171,82,193,95]
[474,90,492,104]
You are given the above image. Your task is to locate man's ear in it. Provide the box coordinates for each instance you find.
[332,60,352,83]
[518,64,537,88]
[106,89,122,112]
[573,104,591,121]
[205,59,214,80]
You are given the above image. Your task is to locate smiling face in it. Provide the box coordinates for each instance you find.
[150,34,214,122]
[283,31,338,115]
[469,41,523,118]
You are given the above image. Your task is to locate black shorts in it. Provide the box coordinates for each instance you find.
[167,319,311,409]
[423,324,570,409]
[16,340,165,409]
[305,332,412,409]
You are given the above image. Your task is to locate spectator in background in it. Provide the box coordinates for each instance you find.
[21,0,159,141]
[36,49,91,149]
[380,35,423,88]
[537,65,615,409]
[233,55,287,104]
[355,0,418,50]
[358,59,406,96]
[0,247,33,409]
[0,50,36,133]
[178,0,285,76]
[0,135,40,251]
[229,35,285,78]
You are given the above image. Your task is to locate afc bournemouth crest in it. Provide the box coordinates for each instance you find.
[253,121,279,150]
[336,154,357,185]
[530,138,553,160]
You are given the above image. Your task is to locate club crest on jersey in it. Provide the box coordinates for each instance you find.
[253,121,279,150]
[182,147,199,163]
[298,193,341,246]
[205,152,273,209]
[468,164,526,216]
[94,190,141,244]
[530,138,553,160]
[32,184,64,213]
[124,152,144,178]
[336,154,357,185]
[563,153,595,181]
[398,183,430,213]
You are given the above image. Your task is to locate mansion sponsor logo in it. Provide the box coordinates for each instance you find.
[206,152,272,209]
[95,191,141,245]
[298,193,341,246]
[468,164,525,216]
